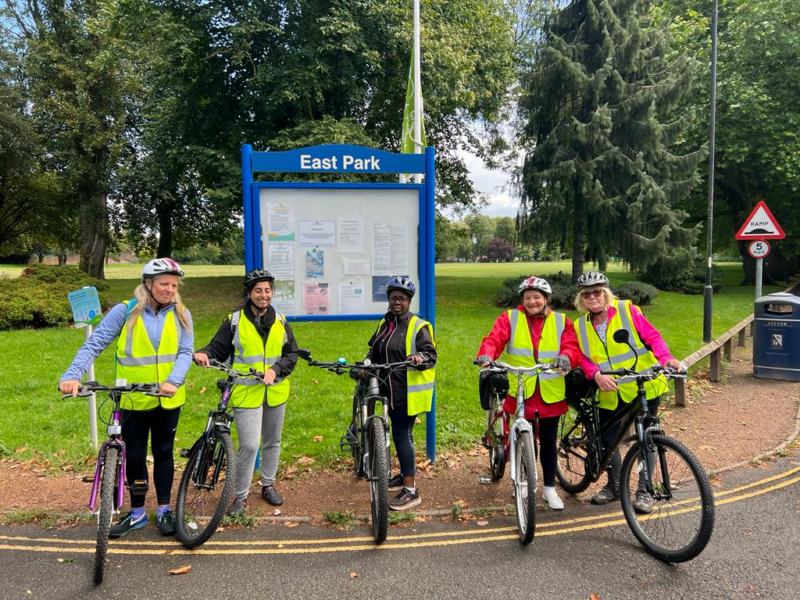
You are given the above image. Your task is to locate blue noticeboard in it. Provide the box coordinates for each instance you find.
[68,287,103,327]
[241,143,437,461]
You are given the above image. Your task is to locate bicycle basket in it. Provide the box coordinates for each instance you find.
[478,370,509,411]
[564,369,596,409]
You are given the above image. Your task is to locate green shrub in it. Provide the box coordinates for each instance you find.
[495,271,578,310]
[614,282,658,306]
[0,265,110,330]
[641,263,723,295]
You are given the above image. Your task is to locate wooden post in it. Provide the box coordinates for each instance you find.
[710,348,721,382]
[723,338,732,361]
[738,328,746,347]
[674,378,686,407]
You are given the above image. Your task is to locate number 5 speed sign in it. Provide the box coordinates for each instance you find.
[748,240,770,259]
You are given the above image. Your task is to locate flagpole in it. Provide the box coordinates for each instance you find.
[413,0,423,184]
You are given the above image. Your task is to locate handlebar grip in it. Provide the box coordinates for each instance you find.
[472,359,483,366]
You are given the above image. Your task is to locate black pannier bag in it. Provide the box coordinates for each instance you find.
[478,369,509,411]
[564,368,596,408]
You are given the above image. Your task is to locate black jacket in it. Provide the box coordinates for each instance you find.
[367,311,437,409]
[197,302,299,378]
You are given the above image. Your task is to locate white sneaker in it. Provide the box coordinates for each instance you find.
[542,487,564,510]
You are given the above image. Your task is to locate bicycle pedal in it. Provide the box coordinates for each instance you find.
[179,448,191,458]
[478,475,493,485]
[339,432,357,452]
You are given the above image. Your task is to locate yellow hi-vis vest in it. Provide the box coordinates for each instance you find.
[574,300,669,410]
[115,301,186,410]
[373,314,436,416]
[230,310,290,409]
[499,309,566,403]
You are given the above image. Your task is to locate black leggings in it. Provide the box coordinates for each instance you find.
[121,406,181,508]
[599,396,662,489]
[388,406,417,478]
[535,416,560,487]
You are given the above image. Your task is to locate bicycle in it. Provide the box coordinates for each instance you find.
[475,359,561,545]
[298,349,417,544]
[62,381,163,586]
[556,328,715,562]
[175,359,266,548]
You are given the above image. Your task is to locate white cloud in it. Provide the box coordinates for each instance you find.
[458,149,520,217]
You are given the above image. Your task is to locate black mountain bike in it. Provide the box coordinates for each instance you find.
[556,329,715,562]
[175,360,264,548]
[298,349,415,545]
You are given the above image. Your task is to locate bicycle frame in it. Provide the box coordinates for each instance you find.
[88,391,126,513]
[358,375,390,481]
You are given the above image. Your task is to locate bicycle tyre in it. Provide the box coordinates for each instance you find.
[514,431,537,545]
[555,409,592,494]
[486,394,506,482]
[619,434,714,563]
[94,445,118,586]
[368,418,389,545]
[351,390,363,478]
[175,431,235,549]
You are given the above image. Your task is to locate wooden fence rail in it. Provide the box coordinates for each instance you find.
[673,314,755,407]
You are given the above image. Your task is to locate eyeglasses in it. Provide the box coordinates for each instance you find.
[388,295,410,303]
[581,289,604,299]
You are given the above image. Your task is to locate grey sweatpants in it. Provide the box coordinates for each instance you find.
[233,402,286,501]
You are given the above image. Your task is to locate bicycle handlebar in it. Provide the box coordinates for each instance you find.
[473,359,560,375]
[204,358,267,382]
[61,381,166,399]
[599,364,686,379]
[306,357,427,376]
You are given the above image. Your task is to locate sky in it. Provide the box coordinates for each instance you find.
[459,150,520,218]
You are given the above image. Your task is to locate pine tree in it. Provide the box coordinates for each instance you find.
[517,0,704,282]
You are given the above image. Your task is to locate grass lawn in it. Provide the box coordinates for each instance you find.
[0,261,779,475]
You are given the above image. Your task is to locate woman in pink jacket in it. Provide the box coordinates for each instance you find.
[573,272,682,514]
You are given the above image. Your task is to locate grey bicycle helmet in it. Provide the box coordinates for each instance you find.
[518,276,552,297]
[244,269,275,292]
[576,271,609,289]
[142,258,184,281]
[385,276,416,298]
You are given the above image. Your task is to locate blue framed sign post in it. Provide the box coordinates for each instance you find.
[242,143,437,461]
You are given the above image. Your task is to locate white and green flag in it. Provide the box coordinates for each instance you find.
[401,45,425,155]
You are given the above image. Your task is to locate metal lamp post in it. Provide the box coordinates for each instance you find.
[703,0,719,343]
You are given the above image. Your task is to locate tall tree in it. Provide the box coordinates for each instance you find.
[518,0,704,282]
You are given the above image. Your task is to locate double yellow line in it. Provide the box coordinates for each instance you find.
[2,465,798,556]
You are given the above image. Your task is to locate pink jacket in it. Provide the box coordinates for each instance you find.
[578,303,676,380]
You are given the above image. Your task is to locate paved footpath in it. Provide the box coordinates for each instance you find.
[2,450,799,600]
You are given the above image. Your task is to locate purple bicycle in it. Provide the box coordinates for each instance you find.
[64,381,162,585]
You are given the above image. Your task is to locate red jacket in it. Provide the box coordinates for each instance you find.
[477,306,582,419]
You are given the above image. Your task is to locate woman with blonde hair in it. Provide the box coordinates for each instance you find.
[60,258,194,537]
[574,271,681,513]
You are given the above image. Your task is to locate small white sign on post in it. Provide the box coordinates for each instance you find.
[67,286,103,448]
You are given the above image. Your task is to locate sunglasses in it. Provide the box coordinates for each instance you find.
[581,289,604,299]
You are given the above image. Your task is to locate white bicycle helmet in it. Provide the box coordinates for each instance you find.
[386,276,416,298]
[518,276,552,297]
[576,271,609,289]
[142,258,184,281]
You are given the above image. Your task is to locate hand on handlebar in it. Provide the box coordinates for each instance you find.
[476,355,493,367]
[664,359,683,372]
[193,352,211,367]
[160,382,178,397]
[593,371,618,392]
[407,353,427,366]
[262,368,277,385]
[59,380,81,397]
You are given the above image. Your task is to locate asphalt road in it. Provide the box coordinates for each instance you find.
[2,452,798,600]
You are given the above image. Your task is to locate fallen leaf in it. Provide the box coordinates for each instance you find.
[57,558,75,563]
[312,436,324,443]
[350,572,359,579]
[590,594,601,600]
[168,565,192,575]
[454,499,468,508]
[297,456,315,465]
[215,527,225,533]
[313,378,320,385]
[273,509,282,516]
[199,387,207,395]
[285,522,299,528]
[414,417,422,424]
[476,520,488,526]
[61,464,73,472]
[15,445,28,454]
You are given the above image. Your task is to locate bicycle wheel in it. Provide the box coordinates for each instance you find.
[94,446,118,586]
[484,394,506,482]
[368,418,389,544]
[514,430,537,545]
[350,390,363,478]
[619,434,715,562]
[555,409,592,494]
[175,431,235,549]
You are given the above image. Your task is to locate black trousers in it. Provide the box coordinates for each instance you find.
[121,406,181,508]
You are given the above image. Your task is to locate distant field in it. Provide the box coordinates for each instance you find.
[0,260,779,475]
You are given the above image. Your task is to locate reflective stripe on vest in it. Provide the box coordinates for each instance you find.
[115,302,185,410]
[500,309,566,404]
[230,310,290,408]
[574,300,669,410]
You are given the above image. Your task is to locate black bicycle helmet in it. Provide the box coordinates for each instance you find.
[244,269,275,292]
[576,271,609,289]
[385,276,416,298]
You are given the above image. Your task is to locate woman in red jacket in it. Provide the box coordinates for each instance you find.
[476,276,582,510]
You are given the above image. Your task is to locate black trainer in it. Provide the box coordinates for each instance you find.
[109,510,147,538]
[157,510,176,536]
[388,473,404,492]
[262,485,284,506]
[389,487,421,511]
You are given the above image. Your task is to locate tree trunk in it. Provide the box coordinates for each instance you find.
[156,202,173,258]
[58,254,66,266]
[597,247,607,272]
[79,188,108,279]
[571,190,586,284]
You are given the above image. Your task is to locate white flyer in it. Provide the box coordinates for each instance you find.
[298,220,336,247]
[272,281,296,315]
[337,215,364,253]
[343,258,371,276]
[372,222,407,275]
[266,244,295,280]
[389,223,408,273]
[339,282,366,315]
[266,203,295,242]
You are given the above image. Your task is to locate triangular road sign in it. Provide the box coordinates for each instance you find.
[735,201,786,240]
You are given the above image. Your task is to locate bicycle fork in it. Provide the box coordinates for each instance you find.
[634,402,671,500]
